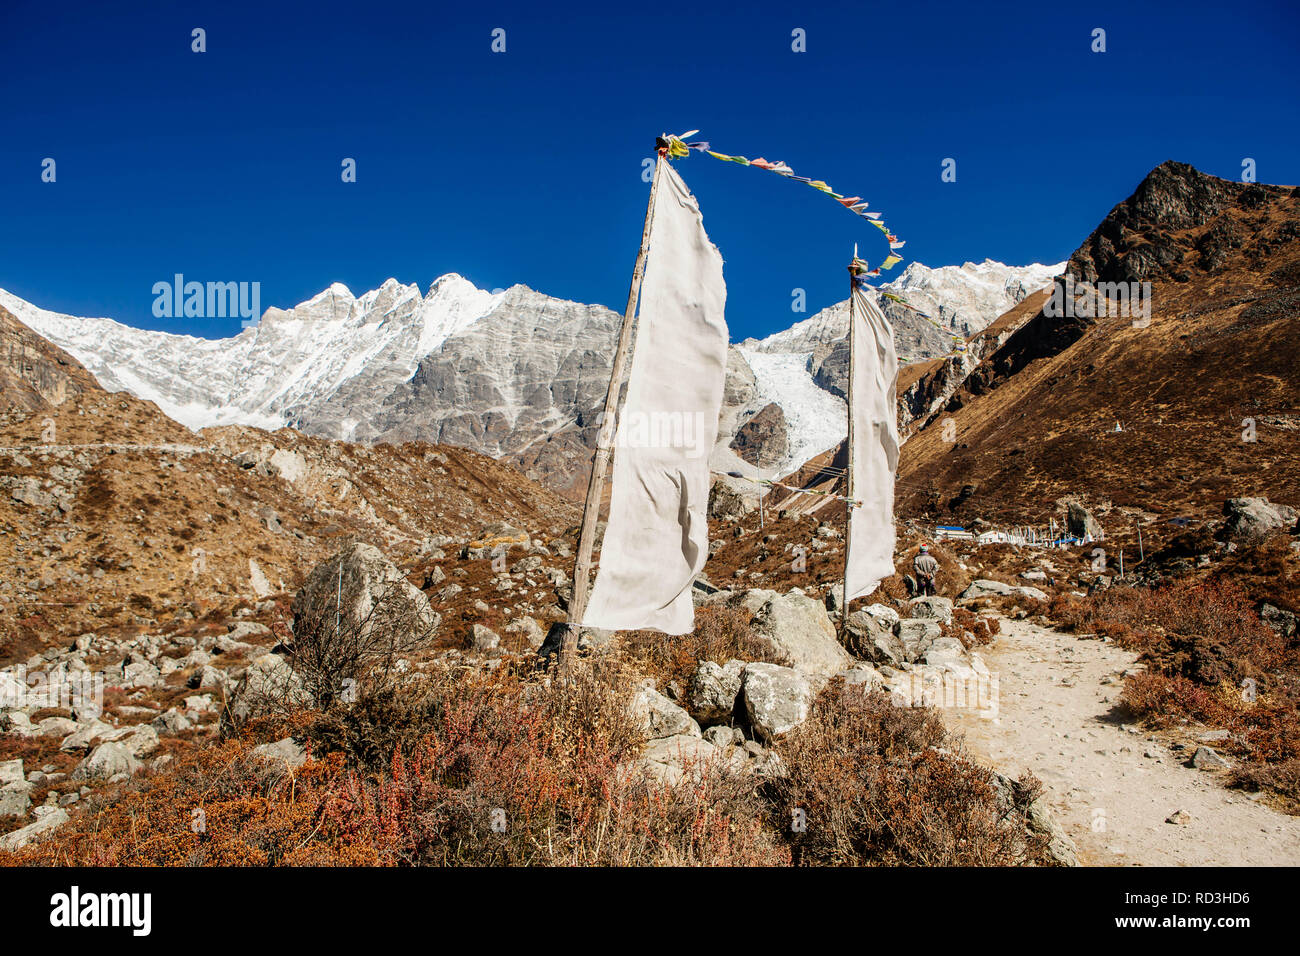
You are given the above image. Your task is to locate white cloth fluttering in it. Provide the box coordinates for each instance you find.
[844,283,900,603]
[581,162,728,634]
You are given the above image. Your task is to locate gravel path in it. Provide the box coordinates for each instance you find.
[948,616,1300,866]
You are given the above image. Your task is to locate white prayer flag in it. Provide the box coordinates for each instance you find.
[844,283,900,603]
[581,162,728,634]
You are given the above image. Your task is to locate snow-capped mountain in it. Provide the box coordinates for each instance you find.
[0,276,505,436]
[725,260,1065,476]
[741,260,1066,356]
[0,258,1062,491]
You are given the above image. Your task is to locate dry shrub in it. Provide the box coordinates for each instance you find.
[290,581,439,708]
[767,680,1053,866]
[621,604,785,688]
[0,740,363,866]
[311,661,786,866]
[1228,758,1300,813]
[945,606,997,649]
[1055,577,1300,802]
[6,663,786,866]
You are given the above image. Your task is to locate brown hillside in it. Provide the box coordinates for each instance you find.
[0,304,579,658]
[895,162,1300,528]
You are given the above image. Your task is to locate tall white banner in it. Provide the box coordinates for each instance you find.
[844,284,900,603]
[582,163,728,634]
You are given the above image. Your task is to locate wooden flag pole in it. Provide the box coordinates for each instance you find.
[561,152,665,669]
[841,246,858,635]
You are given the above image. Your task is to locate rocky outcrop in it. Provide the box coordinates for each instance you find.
[741,663,813,743]
[1066,161,1290,285]
[1220,497,1297,546]
[1067,502,1105,540]
[729,402,789,469]
[959,579,1048,602]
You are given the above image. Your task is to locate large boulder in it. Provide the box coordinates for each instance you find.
[0,808,69,852]
[741,662,814,743]
[898,619,942,662]
[959,579,1047,602]
[1221,498,1297,546]
[743,590,853,678]
[630,682,701,740]
[922,636,968,666]
[686,659,745,725]
[708,476,758,521]
[291,543,440,649]
[639,734,745,787]
[73,741,141,780]
[844,610,907,667]
[1067,502,1104,540]
[730,403,789,469]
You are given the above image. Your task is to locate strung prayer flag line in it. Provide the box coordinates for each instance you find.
[853,258,968,355]
[724,471,864,508]
[658,131,906,273]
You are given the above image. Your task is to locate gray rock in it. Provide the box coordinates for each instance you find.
[120,657,162,689]
[639,734,745,787]
[59,719,114,752]
[0,807,69,852]
[226,620,272,642]
[152,708,193,734]
[844,610,907,667]
[0,781,32,818]
[837,665,885,693]
[909,596,954,624]
[1260,603,1298,638]
[1222,497,1297,546]
[291,542,441,650]
[229,653,308,722]
[958,579,1048,602]
[685,659,745,724]
[1192,746,1231,770]
[74,741,141,780]
[631,683,701,740]
[898,619,942,661]
[743,589,853,678]
[741,662,814,743]
[702,725,742,748]
[252,737,307,769]
[471,624,501,653]
[0,759,26,788]
[504,616,545,649]
[922,636,967,666]
[36,716,78,737]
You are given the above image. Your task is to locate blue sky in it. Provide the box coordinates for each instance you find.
[1,0,1297,342]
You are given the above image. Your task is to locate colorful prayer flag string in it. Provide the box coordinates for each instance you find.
[658,131,906,274]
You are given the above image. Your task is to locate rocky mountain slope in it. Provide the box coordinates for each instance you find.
[1,260,1060,498]
[888,162,1300,527]
[0,301,579,651]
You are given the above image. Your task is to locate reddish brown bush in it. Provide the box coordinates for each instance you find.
[766,680,1054,866]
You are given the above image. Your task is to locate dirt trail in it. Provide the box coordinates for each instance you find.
[948,616,1300,866]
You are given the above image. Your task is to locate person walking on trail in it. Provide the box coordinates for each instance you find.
[913,545,939,596]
